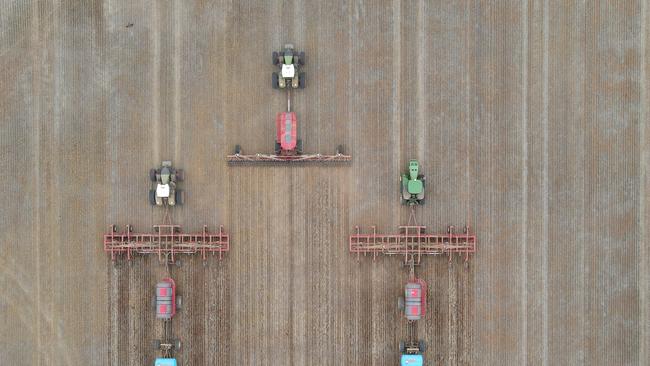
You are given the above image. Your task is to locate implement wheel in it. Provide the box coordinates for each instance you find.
[234,144,241,154]
[418,340,426,353]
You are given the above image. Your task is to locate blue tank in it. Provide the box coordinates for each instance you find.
[154,358,177,366]
[400,354,423,366]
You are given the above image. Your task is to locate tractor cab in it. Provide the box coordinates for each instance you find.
[400,160,425,205]
[154,358,177,366]
[281,63,296,78]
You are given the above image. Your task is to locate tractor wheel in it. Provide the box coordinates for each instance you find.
[272,51,279,65]
[149,168,157,182]
[418,340,426,353]
[152,339,161,350]
[298,72,305,89]
[399,341,405,354]
[298,51,305,65]
[175,169,184,182]
[235,144,241,154]
[176,295,182,310]
[398,296,405,311]
[175,190,184,206]
[272,72,279,89]
[296,139,303,153]
[149,190,156,206]
[152,295,157,310]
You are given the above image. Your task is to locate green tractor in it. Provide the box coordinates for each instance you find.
[400,160,425,205]
[272,44,305,89]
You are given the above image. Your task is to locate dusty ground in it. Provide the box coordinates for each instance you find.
[1,1,649,365]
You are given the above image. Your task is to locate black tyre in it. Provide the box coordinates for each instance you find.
[175,190,184,206]
[298,72,305,89]
[175,169,184,182]
[272,72,279,89]
[399,341,405,354]
[152,295,157,310]
[149,189,156,205]
[176,295,182,310]
[275,141,281,154]
[296,139,303,153]
[152,339,161,350]
[336,145,344,154]
[149,168,157,182]
[175,339,182,350]
[298,51,305,65]
[418,340,426,353]
[235,144,241,154]
[398,296,405,311]
[272,51,279,65]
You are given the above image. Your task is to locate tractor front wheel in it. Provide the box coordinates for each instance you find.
[149,168,157,182]
[399,341,405,354]
[398,296,405,311]
[152,339,161,350]
[298,51,305,65]
[175,169,184,182]
[272,51,279,65]
[149,190,156,206]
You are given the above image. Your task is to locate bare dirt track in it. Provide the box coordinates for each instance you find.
[1,1,649,365]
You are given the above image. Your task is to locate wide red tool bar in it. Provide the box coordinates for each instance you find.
[349,225,476,263]
[227,152,351,163]
[104,224,229,263]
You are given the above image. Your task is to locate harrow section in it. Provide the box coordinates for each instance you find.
[349,225,476,263]
[227,152,351,163]
[104,224,229,263]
